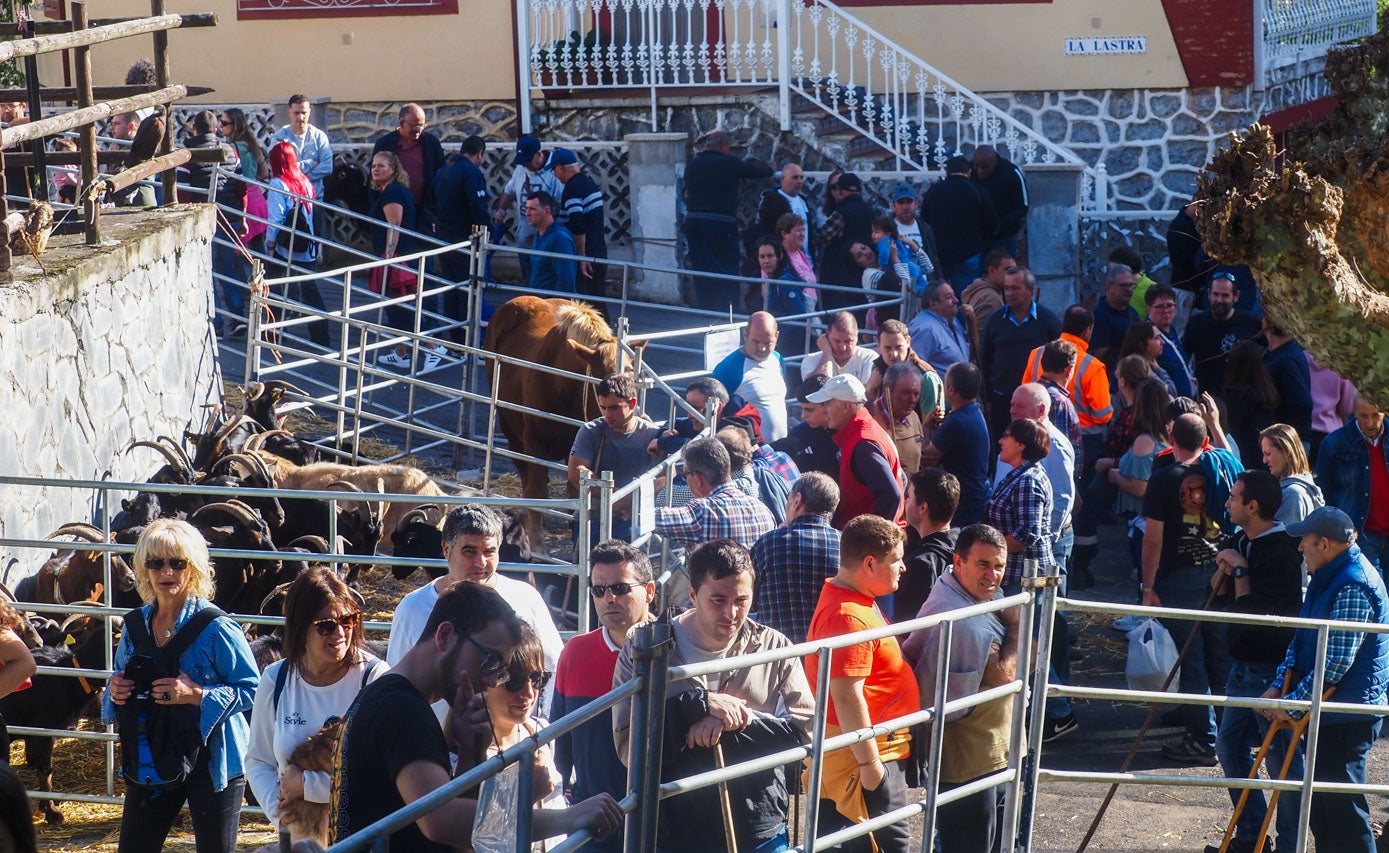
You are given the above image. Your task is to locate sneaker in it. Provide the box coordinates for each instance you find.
[422,351,443,372]
[1042,713,1080,743]
[1112,614,1145,632]
[1161,735,1219,767]
[378,350,411,370]
[229,323,248,339]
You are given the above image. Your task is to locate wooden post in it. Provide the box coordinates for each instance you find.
[72,2,99,244]
[22,11,46,201]
[0,144,10,283]
[152,0,174,205]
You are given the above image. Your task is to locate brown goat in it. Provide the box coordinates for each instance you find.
[30,524,136,606]
[253,452,446,548]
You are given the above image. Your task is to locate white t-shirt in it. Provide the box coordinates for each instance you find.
[244,653,388,828]
[800,345,878,384]
[895,216,922,246]
[736,355,789,443]
[386,573,564,721]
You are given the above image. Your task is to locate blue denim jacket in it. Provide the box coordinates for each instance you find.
[1316,422,1386,533]
[101,597,260,791]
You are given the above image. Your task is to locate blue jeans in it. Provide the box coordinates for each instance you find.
[1307,717,1381,852]
[1047,528,1074,718]
[1214,661,1303,846]
[1157,614,1231,748]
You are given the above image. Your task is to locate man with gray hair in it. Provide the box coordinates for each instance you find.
[909,280,971,376]
[386,503,563,717]
[1091,262,1140,368]
[979,265,1061,444]
[372,102,446,228]
[751,471,841,642]
[654,436,776,552]
[871,362,925,476]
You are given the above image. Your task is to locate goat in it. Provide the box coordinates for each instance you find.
[254,452,446,549]
[185,405,263,473]
[389,504,532,581]
[245,429,320,466]
[188,500,282,615]
[323,162,369,215]
[242,380,311,432]
[0,613,118,823]
[19,524,136,607]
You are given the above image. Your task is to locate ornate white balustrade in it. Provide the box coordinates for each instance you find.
[1262,0,1377,62]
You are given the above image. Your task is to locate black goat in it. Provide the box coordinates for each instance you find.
[390,505,531,581]
[188,500,282,615]
[0,614,117,823]
[242,380,311,432]
[323,162,368,215]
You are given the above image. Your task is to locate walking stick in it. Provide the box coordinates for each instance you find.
[1075,582,1226,853]
[713,741,739,853]
[1217,679,1333,853]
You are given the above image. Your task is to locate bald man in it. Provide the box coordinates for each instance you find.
[710,312,790,442]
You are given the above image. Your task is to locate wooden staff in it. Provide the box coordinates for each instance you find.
[712,741,738,853]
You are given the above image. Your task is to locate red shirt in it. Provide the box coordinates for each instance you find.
[804,579,920,729]
[396,141,427,206]
[1365,435,1389,535]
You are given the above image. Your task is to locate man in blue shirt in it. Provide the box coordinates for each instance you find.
[921,362,992,525]
[1090,263,1140,369]
[908,280,971,375]
[526,191,577,293]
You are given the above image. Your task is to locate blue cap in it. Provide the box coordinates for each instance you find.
[892,182,916,202]
[513,135,542,167]
[549,147,579,168]
[1286,506,1356,543]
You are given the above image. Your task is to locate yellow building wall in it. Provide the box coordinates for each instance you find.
[33,0,1185,106]
[40,0,520,104]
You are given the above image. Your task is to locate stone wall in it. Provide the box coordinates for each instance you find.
[0,206,221,566]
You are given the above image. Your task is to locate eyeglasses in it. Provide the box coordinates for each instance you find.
[144,557,188,573]
[464,634,510,686]
[589,582,638,598]
[1149,302,1177,312]
[312,612,361,637]
[503,669,552,694]
[219,119,232,127]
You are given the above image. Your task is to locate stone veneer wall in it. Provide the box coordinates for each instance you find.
[0,206,221,565]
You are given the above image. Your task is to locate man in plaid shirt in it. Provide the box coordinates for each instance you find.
[751,472,841,642]
[656,436,776,605]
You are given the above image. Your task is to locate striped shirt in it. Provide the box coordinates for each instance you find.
[560,171,607,257]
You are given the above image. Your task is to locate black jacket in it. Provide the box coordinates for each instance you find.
[921,175,998,266]
[684,150,773,217]
[372,130,446,215]
[818,192,874,307]
[432,154,490,244]
[1213,527,1304,664]
[971,157,1028,240]
[895,528,957,620]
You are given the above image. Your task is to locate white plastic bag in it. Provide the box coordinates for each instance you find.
[1125,617,1180,693]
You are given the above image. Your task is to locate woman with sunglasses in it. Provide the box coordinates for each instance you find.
[473,623,567,853]
[102,519,259,853]
[246,567,386,836]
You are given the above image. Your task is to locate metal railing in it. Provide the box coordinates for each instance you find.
[517,0,1096,200]
[1261,0,1377,64]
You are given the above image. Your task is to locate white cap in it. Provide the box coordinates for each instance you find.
[805,373,867,404]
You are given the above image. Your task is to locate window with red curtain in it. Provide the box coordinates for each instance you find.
[236,0,458,21]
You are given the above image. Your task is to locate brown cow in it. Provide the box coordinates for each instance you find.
[484,296,618,552]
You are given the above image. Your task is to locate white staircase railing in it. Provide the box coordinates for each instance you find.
[518,0,1097,201]
[1261,0,1377,64]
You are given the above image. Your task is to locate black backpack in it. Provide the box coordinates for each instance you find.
[116,606,225,790]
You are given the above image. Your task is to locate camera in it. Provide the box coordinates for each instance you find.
[124,654,166,698]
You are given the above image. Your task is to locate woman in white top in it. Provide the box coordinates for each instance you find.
[472,623,567,853]
[245,567,385,833]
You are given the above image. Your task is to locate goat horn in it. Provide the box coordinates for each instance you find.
[244,382,265,401]
[326,480,364,493]
[259,582,293,613]
[262,379,310,398]
[58,613,94,635]
[396,508,432,530]
[128,440,192,481]
[210,453,253,478]
[285,535,332,553]
[46,523,106,543]
[211,415,260,452]
[413,503,444,525]
[156,435,197,478]
[243,429,294,454]
[189,501,263,528]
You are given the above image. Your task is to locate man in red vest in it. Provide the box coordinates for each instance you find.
[807,374,904,529]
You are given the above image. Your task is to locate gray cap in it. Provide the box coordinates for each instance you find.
[1285,506,1357,543]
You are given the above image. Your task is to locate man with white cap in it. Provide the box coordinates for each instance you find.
[1260,505,1389,853]
[808,374,903,529]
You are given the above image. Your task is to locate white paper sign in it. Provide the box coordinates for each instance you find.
[1065,36,1147,55]
[634,477,656,540]
[704,328,741,372]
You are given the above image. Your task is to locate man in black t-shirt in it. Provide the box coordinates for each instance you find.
[1181,273,1262,396]
[1140,414,1235,768]
[332,582,623,851]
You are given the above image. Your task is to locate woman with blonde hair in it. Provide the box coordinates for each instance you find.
[368,150,436,370]
[1260,423,1324,525]
[102,519,259,853]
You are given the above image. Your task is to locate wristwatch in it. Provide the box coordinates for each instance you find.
[1232,566,1249,579]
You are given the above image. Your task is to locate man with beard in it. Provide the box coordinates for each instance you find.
[612,540,814,853]
[554,541,657,853]
[1182,272,1262,396]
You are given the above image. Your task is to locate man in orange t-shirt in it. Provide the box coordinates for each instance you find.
[805,515,918,853]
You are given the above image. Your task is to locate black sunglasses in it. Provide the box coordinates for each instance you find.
[590,582,638,598]
[145,557,188,572]
[312,612,361,637]
[464,634,509,685]
[504,669,553,694]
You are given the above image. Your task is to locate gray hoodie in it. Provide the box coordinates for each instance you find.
[1277,473,1325,525]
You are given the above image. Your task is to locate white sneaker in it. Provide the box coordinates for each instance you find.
[378,350,411,369]
[422,351,442,372]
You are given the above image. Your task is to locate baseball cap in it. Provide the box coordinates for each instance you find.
[805,374,867,404]
[797,375,829,403]
[549,147,578,168]
[892,183,916,202]
[513,135,542,166]
[1285,506,1356,543]
[837,172,862,192]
